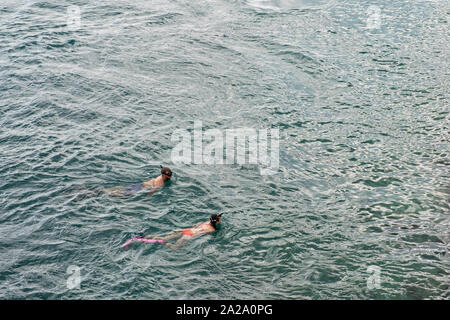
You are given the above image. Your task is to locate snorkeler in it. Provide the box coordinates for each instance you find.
[70,166,172,201]
[127,213,223,249]
[102,166,172,197]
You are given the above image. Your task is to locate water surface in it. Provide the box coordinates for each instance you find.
[0,0,448,299]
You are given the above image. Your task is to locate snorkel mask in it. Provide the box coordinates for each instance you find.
[160,165,172,177]
[210,213,223,229]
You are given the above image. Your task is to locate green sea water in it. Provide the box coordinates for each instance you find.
[0,0,448,299]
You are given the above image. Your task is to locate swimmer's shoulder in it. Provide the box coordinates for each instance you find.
[142,178,156,187]
[199,221,215,233]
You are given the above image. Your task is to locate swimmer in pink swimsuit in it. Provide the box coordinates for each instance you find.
[143,213,223,249]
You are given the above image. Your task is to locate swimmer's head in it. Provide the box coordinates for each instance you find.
[160,166,172,181]
[210,213,222,230]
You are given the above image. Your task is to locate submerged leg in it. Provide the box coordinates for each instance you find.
[145,231,183,241]
[68,186,104,201]
[166,236,189,249]
[102,186,127,197]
